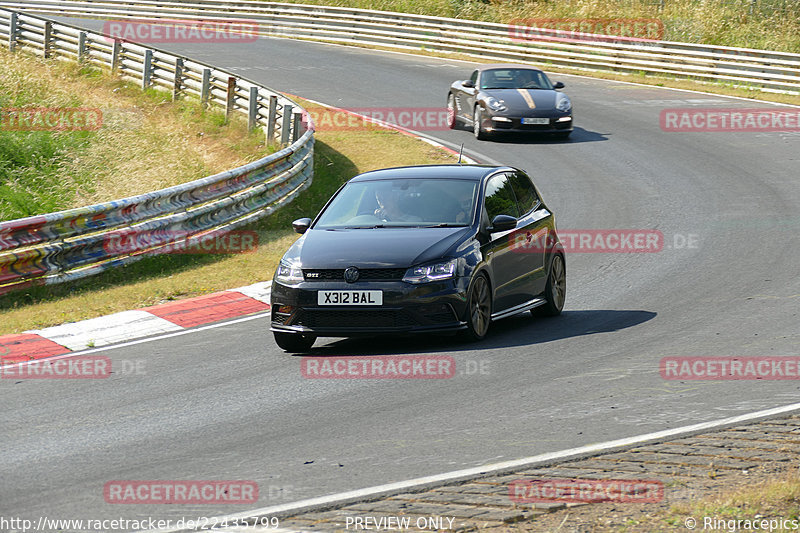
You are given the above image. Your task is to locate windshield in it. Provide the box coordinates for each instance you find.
[314,178,478,229]
[480,68,553,90]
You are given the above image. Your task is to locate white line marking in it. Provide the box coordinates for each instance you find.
[145,401,800,532]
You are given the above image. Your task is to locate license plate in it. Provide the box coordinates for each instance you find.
[318,290,383,306]
[522,117,550,125]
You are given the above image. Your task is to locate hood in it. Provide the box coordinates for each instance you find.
[282,226,472,269]
[484,88,558,114]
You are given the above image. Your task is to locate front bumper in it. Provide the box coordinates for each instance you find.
[484,114,573,134]
[270,278,470,336]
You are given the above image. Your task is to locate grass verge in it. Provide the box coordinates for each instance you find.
[0,46,271,220]
[0,98,457,334]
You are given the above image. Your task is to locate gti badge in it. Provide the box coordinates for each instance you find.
[344,266,360,283]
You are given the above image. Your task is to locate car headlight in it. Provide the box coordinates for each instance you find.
[275,261,303,284]
[403,260,457,284]
[555,94,572,113]
[486,97,507,112]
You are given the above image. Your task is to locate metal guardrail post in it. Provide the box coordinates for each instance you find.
[266,94,277,142]
[142,49,152,89]
[201,68,211,108]
[43,20,51,58]
[225,76,236,122]
[8,11,17,52]
[247,86,258,131]
[111,39,121,72]
[77,31,86,62]
[292,111,302,142]
[173,57,184,100]
[281,104,292,145]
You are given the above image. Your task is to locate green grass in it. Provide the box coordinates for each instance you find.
[0,129,95,219]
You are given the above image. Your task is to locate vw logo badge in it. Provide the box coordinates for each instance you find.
[344,266,360,284]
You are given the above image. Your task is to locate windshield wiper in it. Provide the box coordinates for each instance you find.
[422,223,468,228]
[343,224,420,229]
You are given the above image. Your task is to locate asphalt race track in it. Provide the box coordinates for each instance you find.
[2,16,799,524]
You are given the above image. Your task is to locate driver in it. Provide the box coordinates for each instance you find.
[374,184,421,222]
[516,70,537,88]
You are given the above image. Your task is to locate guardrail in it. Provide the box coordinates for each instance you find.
[0,7,314,296]
[2,0,799,93]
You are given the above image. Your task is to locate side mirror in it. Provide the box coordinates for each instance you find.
[463,79,475,88]
[489,214,517,233]
[292,217,312,234]
[553,81,565,89]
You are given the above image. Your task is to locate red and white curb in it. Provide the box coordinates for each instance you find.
[0,282,271,364]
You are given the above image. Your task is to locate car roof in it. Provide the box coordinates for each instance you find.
[349,164,512,183]
[474,63,545,73]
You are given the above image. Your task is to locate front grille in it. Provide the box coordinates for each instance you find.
[303,269,344,280]
[272,312,289,325]
[303,268,405,282]
[293,309,417,329]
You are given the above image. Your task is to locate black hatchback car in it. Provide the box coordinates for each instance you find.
[270,165,565,352]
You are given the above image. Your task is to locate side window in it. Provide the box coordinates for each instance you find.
[508,171,540,216]
[469,70,478,86]
[484,175,520,222]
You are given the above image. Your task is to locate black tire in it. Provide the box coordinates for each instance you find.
[463,273,492,341]
[274,332,316,352]
[533,253,566,317]
[473,107,488,140]
[446,94,459,129]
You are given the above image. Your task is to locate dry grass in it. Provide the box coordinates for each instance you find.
[0,46,269,219]
[670,468,800,523]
